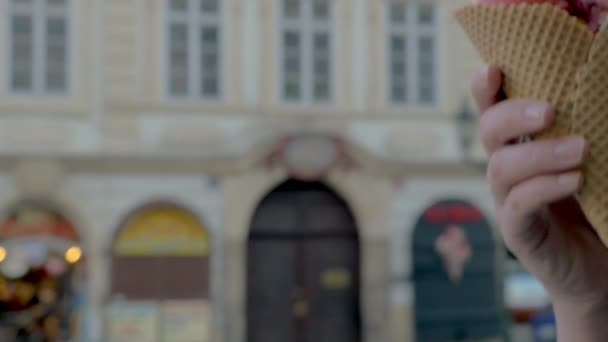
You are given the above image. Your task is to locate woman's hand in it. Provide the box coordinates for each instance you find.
[472,65,608,341]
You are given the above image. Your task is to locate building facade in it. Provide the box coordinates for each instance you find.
[0,0,500,341]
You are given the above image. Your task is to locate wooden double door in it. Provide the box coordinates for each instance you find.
[247,181,361,342]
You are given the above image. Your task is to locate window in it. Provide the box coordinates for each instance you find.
[7,0,70,95]
[281,0,333,104]
[167,0,222,99]
[388,1,437,105]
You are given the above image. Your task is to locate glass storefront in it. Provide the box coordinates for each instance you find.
[107,202,212,342]
[0,201,85,342]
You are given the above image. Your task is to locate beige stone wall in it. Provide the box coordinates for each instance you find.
[442,0,486,110]
[134,0,243,110]
[0,0,486,155]
[369,0,482,117]
[100,0,481,120]
[392,306,414,342]
[0,1,496,340]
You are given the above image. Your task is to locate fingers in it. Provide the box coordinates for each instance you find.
[500,171,582,249]
[471,65,503,113]
[479,99,555,153]
[487,137,588,203]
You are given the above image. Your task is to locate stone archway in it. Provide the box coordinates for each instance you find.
[108,201,212,342]
[111,202,210,300]
[411,199,507,341]
[221,168,391,342]
[246,179,361,342]
[0,199,85,342]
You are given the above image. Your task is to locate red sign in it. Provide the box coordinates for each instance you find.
[0,205,78,241]
[424,204,483,225]
[1,218,78,240]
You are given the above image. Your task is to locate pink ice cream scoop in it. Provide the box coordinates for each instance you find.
[573,0,608,31]
[474,0,608,31]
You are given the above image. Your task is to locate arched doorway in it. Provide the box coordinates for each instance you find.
[412,199,507,341]
[0,200,85,341]
[109,202,211,342]
[247,180,361,342]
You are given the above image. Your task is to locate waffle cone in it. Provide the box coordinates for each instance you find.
[573,27,608,246]
[456,4,608,246]
[455,4,594,139]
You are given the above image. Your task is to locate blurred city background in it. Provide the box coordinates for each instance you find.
[0,0,553,341]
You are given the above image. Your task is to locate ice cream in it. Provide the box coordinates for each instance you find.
[573,0,608,31]
[473,0,608,31]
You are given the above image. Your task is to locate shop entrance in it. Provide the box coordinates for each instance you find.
[0,200,85,342]
[108,202,211,342]
[412,199,507,341]
[247,180,361,342]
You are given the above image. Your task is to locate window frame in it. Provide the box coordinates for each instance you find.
[277,0,338,107]
[162,0,225,102]
[4,0,74,97]
[385,0,439,108]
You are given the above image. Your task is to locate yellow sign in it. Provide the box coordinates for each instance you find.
[114,205,210,257]
[321,269,352,289]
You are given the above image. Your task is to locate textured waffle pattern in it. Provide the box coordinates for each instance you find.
[456,4,608,244]
[455,4,594,139]
[573,28,608,245]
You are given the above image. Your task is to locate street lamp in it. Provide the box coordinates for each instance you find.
[456,101,477,163]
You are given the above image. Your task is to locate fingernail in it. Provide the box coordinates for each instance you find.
[558,172,581,186]
[525,103,549,122]
[554,137,586,162]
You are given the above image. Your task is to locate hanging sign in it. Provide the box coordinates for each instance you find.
[114,205,210,257]
[424,203,483,225]
[0,202,78,241]
[434,225,473,284]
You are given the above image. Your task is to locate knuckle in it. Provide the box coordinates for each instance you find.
[527,141,559,170]
[527,143,544,166]
[479,115,498,148]
[503,192,524,219]
[504,100,528,125]
[486,153,504,186]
